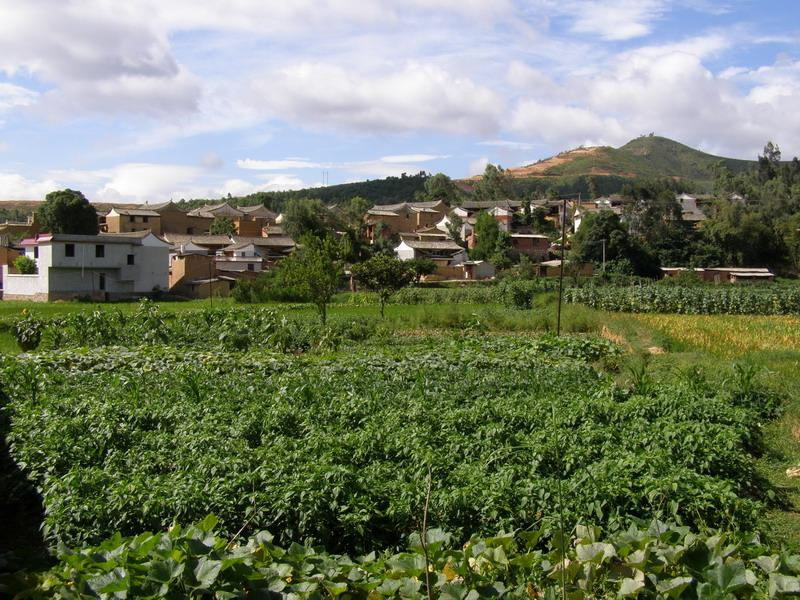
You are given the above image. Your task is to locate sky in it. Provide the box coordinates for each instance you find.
[0,0,799,203]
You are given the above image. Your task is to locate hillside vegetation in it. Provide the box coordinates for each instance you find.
[510,136,754,183]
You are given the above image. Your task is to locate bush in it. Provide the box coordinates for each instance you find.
[13,255,36,274]
[232,270,306,303]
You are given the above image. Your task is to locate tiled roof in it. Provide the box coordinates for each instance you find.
[402,239,464,251]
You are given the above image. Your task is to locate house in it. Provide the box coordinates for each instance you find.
[461,260,495,280]
[187,202,273,237]
[0,214,39,239]
[510,234,550,260]
[169,252,237,298]
[660,266,774,283]
[675,193,707,223]
[149,201,214,235]
[364,200,449,241]
[4,231,170,301]
[537,259,594,278]
[216,241,265,274]
[105,207,162,234]
[395,238,467,279]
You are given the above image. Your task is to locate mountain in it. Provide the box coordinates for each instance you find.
[498,136,755,184]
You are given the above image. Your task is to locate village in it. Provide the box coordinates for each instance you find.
[0,190,775,302]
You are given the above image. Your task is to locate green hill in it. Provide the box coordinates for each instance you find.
[513,136,755,183]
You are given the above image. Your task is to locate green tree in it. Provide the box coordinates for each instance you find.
[406,258,436,283]
[279,235,344,324]
[758,141,781,183]
[446,213,464,244]
[282,198,332,240]
[14,255,36,274]
[416,173,462,205]
[471,212,511,262]
[351,254,413,318]
[209,216,236,235]
[337,196,373,263]
[38,189,99,235]
[571,211,660,276]
[474,164,516,202]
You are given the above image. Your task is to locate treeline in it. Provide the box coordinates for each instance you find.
[179,171,429,213]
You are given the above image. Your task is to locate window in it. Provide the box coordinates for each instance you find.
[187,227,195,235]
[247,263,254,271]
[33,247,38,258]
[143,216,149,223]
[98,273,106,291]
[65,243,75,257]
[127,254,135,265]
[95,244,105,258]
[129,215,136,223]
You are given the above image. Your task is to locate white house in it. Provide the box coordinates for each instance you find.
[395,239,467,265]
[3,231,170,301]
[216,241,264,273]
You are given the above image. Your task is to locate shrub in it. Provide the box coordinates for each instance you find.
[13,255,36,274]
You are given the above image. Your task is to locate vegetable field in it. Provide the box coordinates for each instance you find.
[1,301,797,598]
[3,333,778,551]
[565,285,800,315]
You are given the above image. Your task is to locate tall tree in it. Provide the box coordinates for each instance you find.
[416,173,462,205]
[351,254,413,318]
[570,211,660,276]
[474,164,516,203]
[279,235,344,325]
[209,216,236,235]
[37,189,99,235]
[282,198,332,240]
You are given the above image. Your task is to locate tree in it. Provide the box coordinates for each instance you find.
[416,173,462,205]
[282,198,332,240]
[406,258,436,283]
[471,211,511,261]
[209,216,236,235]
[570,211,660,276]
[14,255,36,274]
[351,254,413,318]
[758,141,781,183]
[337,196,373,263]
[446,213,464,244]
[279,235,344,324]
[474,164,516,202]
[38,189,98,235]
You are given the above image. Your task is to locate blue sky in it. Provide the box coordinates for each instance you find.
[0,0,798,203]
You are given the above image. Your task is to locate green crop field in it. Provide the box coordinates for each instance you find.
[3,295,800,597]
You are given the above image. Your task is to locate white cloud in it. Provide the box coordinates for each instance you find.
[380,154,448,163]
[560,0,668,41]
[0,83,38,112]
[479,140,537,150]
[468,157,489,176]
[238,159,325,170]
[0,1,200,118]
[218,175,306,196]
[237,153,447,179]
[260,62,503,135]
[0,173,60,200]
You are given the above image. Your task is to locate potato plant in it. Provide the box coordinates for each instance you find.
[1,334,776,556]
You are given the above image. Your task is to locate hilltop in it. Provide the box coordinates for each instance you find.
[496,135,755,183]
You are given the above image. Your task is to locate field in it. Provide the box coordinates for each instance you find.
[3,292,800,597]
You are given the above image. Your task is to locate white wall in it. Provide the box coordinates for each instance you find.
[3,266,48,296]
[395,241,416,261]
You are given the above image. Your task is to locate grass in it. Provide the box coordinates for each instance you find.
[601,312,800,546]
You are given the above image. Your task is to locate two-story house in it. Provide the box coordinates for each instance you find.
[3,231,170,301]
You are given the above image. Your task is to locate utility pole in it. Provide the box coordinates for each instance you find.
[556,195,567,337]
[601,238,606,274]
